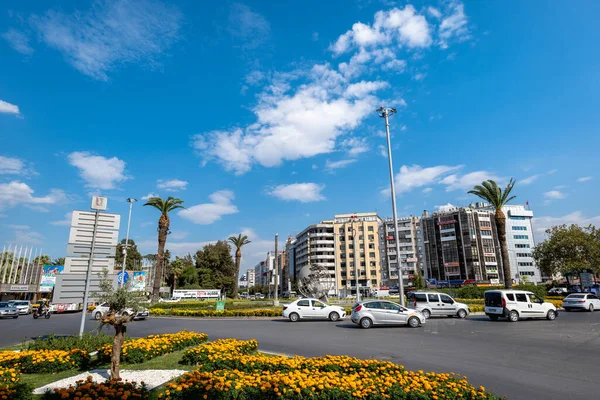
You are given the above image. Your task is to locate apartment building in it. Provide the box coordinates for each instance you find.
[294,221,336,296]
[285,237,296,290]
[421,204,504,284]
[333,213,384,297]
[501,204,541,283]
[253,261,265,287]
[245,269,255,288]
[383,216,422,287]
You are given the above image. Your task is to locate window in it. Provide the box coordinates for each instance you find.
[513,235,529,240]
[349,253,354,258]
[415,293,427,303]
[506,293,515,301]
[528,294,542,304]
[359,244,365,249]
[349,262,354,267]
[360,262,366,267]
[368,226,374,232]
[588,295,599,300]
[369,252,375,258]
[480,230,492,236]
[370,261,376,267]
[518,262,534,267]
[381,302,401,311]
[516,253,531,257]
[371,279,377,284]
[297,300,310,307]
[515,244,531,249]
[370,270,377,276]
[510,216,526,220]
[515,294,528,302]
[440,294,454,304]
[338,228,345,234]
[520,271,535,276]
[359,226,364,231]
[368,243,375,249]
[359,235,364,240]
[427,294,439,302]
[341,262,346,268]
[368,235,374,241]
[364,301,382,309]
[512,226,527,231]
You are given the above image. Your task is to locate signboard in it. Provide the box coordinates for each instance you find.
[215,301,225,311]
[9,285,29,292]
[130,271,146,292]
[406,258,418,262]
[91,196,108,211]
[64,257,115,274]
[117,271,129,285]
[444,262,460,267]
[386,236,394,240]
[66,243,116,257]
[437,219,456,226]
[172,289,221,299]
[52,274,119,303]
[40,265,64,293]
[72,211,121,230]
[68,227,119,247]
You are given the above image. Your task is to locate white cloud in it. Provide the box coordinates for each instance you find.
[68,152,128,190]
[533,211,600,240]
[14,230,44,245]
[413,72,426,81]
[170,231,188,240]
[553,185,567,190]
[0,181,67,211]
[137,238,215,257]
[0,156,35,175]
[30,0,182,80]
[442,171,503,191]
[228,3,270,50]
[422,187,433,193]
[179,190,239,225]
[520,174,539,185]
[325,159,357,171]
[2,29,34,55]
[439,2,470,49]
[386,164,463,195]
[8,224,30,230]
[577,176,593,182]
[436,203,456,212]
[156,179,188,192]
[268,183,325,203]
[344,80,389,98]
[544,190,565,199]
[341,137,369,156]
[382,58,407,72]
[141,193,159,201]
[428,7,442,19]
[547,169,557,175]
[245,70,265,86]
[0,100,20,115]
[140,221,154,227]
[378,145,387,158]
[50,212,73,226]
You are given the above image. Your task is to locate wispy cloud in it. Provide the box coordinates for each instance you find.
[30,0,182,80]
[68,152,128,190]
[267,183,325,203]
[0,100,20,115]
[520,174,539,185]
[442,171,503,191]
[179,190,239,225]
[50,212,73,226]
[141,193,159,201]
[325,159,357,171]
[544,190,565,199]
[533,211,600,240]
[157,179,188,192]
[228,3,270,50]
[0,181,67,211]
[577,176,593,183]
[0,156,36,176]
[2,29,34,55]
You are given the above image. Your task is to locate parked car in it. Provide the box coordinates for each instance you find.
[0,302,19,319]
[93,303,149,320]
[484,290,557,322]
[351,300,426,329]
[282,298,346,322]
[562,293,600,312]
[388,286,399,295]
[249,295,256,300]
[255,293,265,299]
[8,300,32,315]
[548,287,568,296]
[406,291,469,319]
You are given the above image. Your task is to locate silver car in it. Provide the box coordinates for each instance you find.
[9,300,32,315]
[0,302,19,319]
[563,293,600,312]
[350,300,426,329]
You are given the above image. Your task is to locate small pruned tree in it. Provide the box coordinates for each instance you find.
[94,271,146,380]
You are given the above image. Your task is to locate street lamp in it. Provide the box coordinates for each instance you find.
[377,107,405,306]
[121,198,137,287]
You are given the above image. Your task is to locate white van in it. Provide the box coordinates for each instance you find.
[407,291,470,319]
[484,290,557,322]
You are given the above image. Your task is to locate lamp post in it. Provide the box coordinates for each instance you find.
[377,107,405,306]
[121,198,137,287]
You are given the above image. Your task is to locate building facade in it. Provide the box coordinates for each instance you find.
[245,269,255,288]
[253,261,265,288]
[294,222,336,296]
[501,204,541,283]
[383,216,422,287]
[285,237,296,291]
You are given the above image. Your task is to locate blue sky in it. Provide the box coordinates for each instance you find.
[1,0,599,274]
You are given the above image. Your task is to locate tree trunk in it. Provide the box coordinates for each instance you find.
[495,210,512,289]
[111,323,127,380]
[232,252,241,299]
[173,274,177,292]
[152,216,169,302]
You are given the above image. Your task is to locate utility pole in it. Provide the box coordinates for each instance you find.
[352,216,360,302]
[79,208,100,337]
[121,198,137,287]
[377,107,405,306]
[274,233,279,306]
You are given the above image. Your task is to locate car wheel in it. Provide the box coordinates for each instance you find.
[94,312,102,320]
[289,312,300,322]
[360,317,373,329]
[589,304,594,312]
[422,309,431,319]
[488,315,499,321]
[546,310,556,320]
[408,316,420,328]
[508,310,519,322]
[329,312,340,322]
[457,309,467,319]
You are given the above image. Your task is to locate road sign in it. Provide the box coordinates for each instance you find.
[66,243,116,257]
[64,257,115,274]
[52,274,118,303]
[117,271,129,285]
[91,196,108,211]
[68,227,119,246]
[216,301,225,311]
[72,211,120,230]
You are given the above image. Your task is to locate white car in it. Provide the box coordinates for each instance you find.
[562,293,600,312]
[93,302,149,320]
[8,300,32,315]
[282,298,346,322]
[484,290,557,322]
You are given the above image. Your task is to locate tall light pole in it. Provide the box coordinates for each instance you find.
[351,216,360,302]
[274,233,279,306]
[377,107,405,306]
[121,198,137,287]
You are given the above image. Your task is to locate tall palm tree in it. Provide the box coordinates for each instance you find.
[468,179,516,288]
[144,197,184,301]
[167,258,186,292]
[228,234,251,298]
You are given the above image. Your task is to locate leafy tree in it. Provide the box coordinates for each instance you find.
[194,241,235,294]
[533,224,600,290]
[115,239,143,271]
[52,257,65,266]
[468,179,516,288]
[94,271,146,379]
[411,271,426,290]
[143,197,184,301]
[168,255,194,291]
[179,263,200,288]
[34,254,51,265]
[228,234,251,299]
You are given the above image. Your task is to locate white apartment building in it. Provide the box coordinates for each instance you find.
[294,221,336,296]
[383,216,422,287]
[253,261,264,287]
[502,204,542,283]
[246,269,255,288]
[264,252,276,287]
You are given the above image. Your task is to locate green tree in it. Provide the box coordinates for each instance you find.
[179,263,200,288]
[143,197,184,301]
[532,224,600,290]
[115,239,143,271]
[34,254,51,265]
[94,271,146,380]
[411,271,426,290]
[194,241,236,295]
[52,257,65,266]
[468,179,517,288]
[228,234,251,299]
[167,256,193,291]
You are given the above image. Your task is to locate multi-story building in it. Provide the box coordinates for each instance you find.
[421,204,504,284]
[264,252,276,288]
[277,250,288,294]
[285,237,296,291]
[294,221,336,296]
[239,274,248,289]
[253,261,265,287]
[333,213,384,297]
[246,269,255,288]
[383,216,422,287]
[500,204,541,283]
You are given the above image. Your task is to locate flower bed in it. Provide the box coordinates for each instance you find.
[0,367,32,400]
[150,308,281,318]
[97,331,207,364]
[0,349,89,373]
[180,339,258,367]
[41,376,149,400]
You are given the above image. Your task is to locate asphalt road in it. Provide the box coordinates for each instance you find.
[2,311,600,400]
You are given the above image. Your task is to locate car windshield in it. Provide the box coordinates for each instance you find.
[566,294,585,299]
[14,301,28,306]
[0,303,9,307]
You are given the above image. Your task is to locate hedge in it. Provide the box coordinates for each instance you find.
[421,285,547,300]
[150,308,282,317]
[150,300,275,310]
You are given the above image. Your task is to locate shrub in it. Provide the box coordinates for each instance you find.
[41,376,149,400]
[0,349,89,373]
[150,300,274,310]
[150,308,281,317]
[0,367,32,400]
[25,333,115,353]
[97,331,207,364]
[180,339,258,367]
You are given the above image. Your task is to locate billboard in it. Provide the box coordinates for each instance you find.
[130,271,147,292]
[40,265,64,293]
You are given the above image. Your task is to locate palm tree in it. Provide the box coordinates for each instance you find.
[468,179,516,289]
[228,234,251,298]
[167,258,186,292]
[143,197,184,301]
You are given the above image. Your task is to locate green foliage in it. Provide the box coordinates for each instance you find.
[52,258,65,266]
[25,333,114,353]
[468,179,516,210]
[179,263,200,288]
[143,196,185,215]
[411,272,426,290]
[194,240,236,294]
[94,270,147,317]
[115,238,143,271]
[151,300,275,310]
